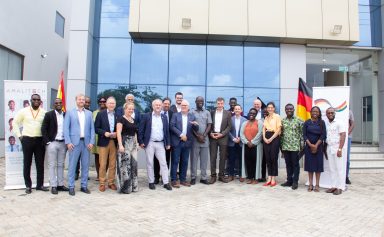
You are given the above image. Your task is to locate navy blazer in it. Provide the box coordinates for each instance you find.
[138,112,170,147]
[116,106,141,125]
[170,112,199,148]
[228,115,247,147]
[94,109,118,147]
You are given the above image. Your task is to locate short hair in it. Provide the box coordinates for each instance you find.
[85,96,90,100]
[106,96,116,103]
[75,93,85,100]
[31,94,40,99]
[285,103,294,108]
[216,97,225,102]
[125,94,134,100]
[181,99,189,106]
[162,97,172,103]
[123,102,134,110]
[229,97,237,101]
[267,102,276,108]
[8,118,13,122]
[9,136,15,140]
[97,97,107,103]
[8,100,15,104]
[152,99,162,107]
[326,107,335,113]
[234,104,242,109]
[174,92,183,98]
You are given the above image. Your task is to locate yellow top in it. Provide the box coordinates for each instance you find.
[263,113,282,133]
[12,107,46,137]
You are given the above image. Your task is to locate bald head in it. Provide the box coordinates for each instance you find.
[253,99,262,110]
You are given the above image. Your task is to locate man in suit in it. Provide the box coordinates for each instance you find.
[154,97,173,184]
[169,100,199,188]
[228,104,247,181]
[95,96,118,192]
[209,97,232,184]
[138,99,172,191]
[12,94,47,194]
[41,98,69,194]
[64,94,95,196]
[170,92,183,113]
[116,93,141,125]
[6,136,20,152]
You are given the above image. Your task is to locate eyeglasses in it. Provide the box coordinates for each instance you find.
[54,102,62,104]
[99,101,106,103]
[32,98,41,101]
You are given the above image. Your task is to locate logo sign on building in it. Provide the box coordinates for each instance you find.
[3,80,48,190]
[312,86,350,190]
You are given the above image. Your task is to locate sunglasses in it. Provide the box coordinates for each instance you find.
[32,98,41,101]
[99,101,106,103]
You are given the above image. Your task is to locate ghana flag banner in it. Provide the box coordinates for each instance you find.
[296,78,312,121]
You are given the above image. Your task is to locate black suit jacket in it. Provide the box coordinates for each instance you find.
[162,110,173,126]
[138,112,170,147]
[41,110,66,144]
[94,109,118,147]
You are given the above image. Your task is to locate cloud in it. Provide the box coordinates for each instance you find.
[211,74,232,86]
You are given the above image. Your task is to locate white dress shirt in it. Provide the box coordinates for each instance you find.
[325,119,346,155]
[181,113,188,136]
[235,116,241,137]
[77,107,85,138]
[150,112,164,141]
[55,110,64,140]
[214,110,223,133]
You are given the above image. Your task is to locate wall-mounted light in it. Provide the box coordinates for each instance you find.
[41,53,48,58]
[331,25,342,34]
[182,18,191,29]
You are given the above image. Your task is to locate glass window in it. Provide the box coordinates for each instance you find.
[97,84,167,113]
[55,11,65,38]
[100,0,130,38]
[355,0,382,47]
[0,46,23,139]
[169,41,206,86]
[207,43,243,87]
[244,43,279,88]
[131,41,168,85]
[168,86,205,108]
[206,87,243,111]
[244,88,280,114]
[98,38,131,84]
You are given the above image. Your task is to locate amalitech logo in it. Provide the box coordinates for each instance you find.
[314,99,347,112]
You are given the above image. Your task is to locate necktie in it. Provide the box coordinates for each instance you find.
[11,145,13,152]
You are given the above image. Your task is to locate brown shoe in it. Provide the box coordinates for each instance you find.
[108,184,117,191]
[228,176,234,182]
[171,181,180,188]
[180,181,191,187]
[218,176,229,183]
[99,185,106,192]
[239,178,245,182]
[252,180,259,184]
[246,179,253,184]
[333,189,342,195]
[326,188,337,193]
[209,176,217,184]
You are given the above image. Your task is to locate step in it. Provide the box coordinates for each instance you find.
[350,146,380,153]
[350,152,384,159]
[350,159,384,168]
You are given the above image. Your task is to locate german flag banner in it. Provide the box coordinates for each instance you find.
[57,71,66,112]
[296,78,312,121]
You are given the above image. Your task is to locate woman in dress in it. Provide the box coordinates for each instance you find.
[240,108,263,184]
[116,102,138,194]
[262,102,282,187]
[303,106,326,192]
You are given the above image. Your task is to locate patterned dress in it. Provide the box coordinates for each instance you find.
[116,116,138,194]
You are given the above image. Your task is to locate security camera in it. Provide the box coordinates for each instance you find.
[41,53,48,58]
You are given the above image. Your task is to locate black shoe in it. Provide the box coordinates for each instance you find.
[36,186,49,191]
[258,178,266,182]
[57,186,69,191]
[51,187,58,195]
[281,182,292,187]
[190,179,196,185]
[25,187,32,194]
[292,183,298,190]
[80,187,91,194]
[154,178,160,185]
[200,179,210,185]
[75,173,79,181]
[346,177,351,185]
[163,183,172,191]
[69,188,75,196]
[149,183,156,190]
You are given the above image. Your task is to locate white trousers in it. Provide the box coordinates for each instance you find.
[327,151,345,190]
[145,141,169,184]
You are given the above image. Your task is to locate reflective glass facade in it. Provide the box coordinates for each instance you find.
[93,0,280,113]
[355,0,382,47]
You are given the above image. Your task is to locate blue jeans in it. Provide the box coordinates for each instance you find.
[171,144,190,182]
[346,137,352,178]
[228,144,242,176]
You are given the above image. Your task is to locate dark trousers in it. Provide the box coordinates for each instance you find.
[245,145,257,179]
[261,151,267,179]
[264,132,280,177]
[228,144,242,176]
[171,145,190,182]
[154,149,171,180]
[210,137,228,177]
[21,136,45,188]
[282,150,300,184]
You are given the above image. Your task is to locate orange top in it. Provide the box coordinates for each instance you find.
[263,113,282,132]
[244,121,258,141]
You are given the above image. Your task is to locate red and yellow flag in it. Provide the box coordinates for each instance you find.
[57,71,66,112]
[296,78,312,121]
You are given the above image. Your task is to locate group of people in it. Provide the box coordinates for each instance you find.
[12,91,353,196]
